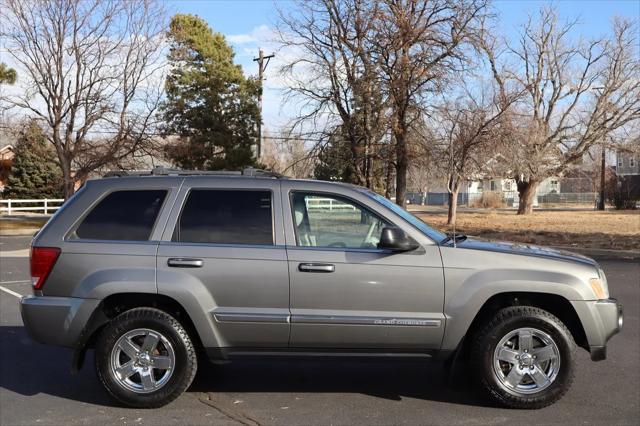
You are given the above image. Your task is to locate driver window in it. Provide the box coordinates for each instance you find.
[291,193,390,249]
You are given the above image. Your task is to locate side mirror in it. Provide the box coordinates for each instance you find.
[378,227,420,252]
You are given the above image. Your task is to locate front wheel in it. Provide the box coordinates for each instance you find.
[470,306,576,409]
[95,307,198,408]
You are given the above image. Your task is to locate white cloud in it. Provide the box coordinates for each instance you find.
[226,34,257,44]
[226,24,272,45]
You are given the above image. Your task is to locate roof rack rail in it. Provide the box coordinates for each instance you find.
[103,166,285,179]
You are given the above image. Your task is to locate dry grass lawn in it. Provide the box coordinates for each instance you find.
[0,216,48,234]
[412,209,640,251]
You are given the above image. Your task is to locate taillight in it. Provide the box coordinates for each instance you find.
[30,246,61,290]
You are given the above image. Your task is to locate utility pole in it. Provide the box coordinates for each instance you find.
[598,140,606,210]
[594,86,608,211]
[253,48,274,159]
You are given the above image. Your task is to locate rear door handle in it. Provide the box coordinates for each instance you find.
[298,263,335,273]
[167,258,203,268]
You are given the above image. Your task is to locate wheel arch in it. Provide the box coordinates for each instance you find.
[454,292,588,361]
[71,293,205,373]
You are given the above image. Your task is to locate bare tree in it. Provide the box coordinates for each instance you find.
[375,0,488,206]
[484,8,640,214]
[433,83,514,225]
[1,0,166,198]
[277,0,388,189]
[261,131,315,179]
[407,145,435,205]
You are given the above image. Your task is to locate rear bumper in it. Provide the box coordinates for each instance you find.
[572,298,623,361]
[19,296,100,348]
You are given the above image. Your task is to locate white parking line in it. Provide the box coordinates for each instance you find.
[0,249,30,257]
[0,280,30,284]
[0,285,23,298]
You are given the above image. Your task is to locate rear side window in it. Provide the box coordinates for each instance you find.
[74,190,167,241]
[174,190,273,245]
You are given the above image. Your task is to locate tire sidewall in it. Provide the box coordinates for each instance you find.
[476,309,575,406]
[95,309,196,408]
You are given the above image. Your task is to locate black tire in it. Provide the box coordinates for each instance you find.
[469,306,576,409]
[95,307,198,408]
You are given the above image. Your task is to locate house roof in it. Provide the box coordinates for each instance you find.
[0,127,18,150]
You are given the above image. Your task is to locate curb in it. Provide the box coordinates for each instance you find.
[550,246,640,261]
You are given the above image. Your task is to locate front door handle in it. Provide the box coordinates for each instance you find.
[167,258,203,268]
[298,263,335,273]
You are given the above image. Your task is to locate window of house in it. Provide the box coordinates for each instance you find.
[618,158,624,167]
[174,190,273,245]
[631,158,636,168]
[74,190,167,241]
[291,193,390,249]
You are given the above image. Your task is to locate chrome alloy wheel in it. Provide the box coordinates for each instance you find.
[110,328,176,394]
[493,327,561,395]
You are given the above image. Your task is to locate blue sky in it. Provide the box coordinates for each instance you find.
[165,1,640,128]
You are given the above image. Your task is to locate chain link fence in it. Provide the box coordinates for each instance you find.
[406,192,598,208]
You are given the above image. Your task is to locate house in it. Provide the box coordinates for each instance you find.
[614,150,640,202]
[0,135,16,193]
[466,176,559,195]
[0,144,14,161]
[616,151,639,176]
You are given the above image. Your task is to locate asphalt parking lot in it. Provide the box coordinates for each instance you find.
[1,235,638,425]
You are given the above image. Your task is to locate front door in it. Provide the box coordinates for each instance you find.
[282,182,445,351]
[156,179,290,350]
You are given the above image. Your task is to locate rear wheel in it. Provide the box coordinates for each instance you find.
[95,307,197,408]
[470,306,576,409]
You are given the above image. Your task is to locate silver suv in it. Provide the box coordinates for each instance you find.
[20,168,623,409]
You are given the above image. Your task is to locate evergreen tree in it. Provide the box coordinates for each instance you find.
[161,14,261,170]
[5,121,63,199]
[0,63,17,85]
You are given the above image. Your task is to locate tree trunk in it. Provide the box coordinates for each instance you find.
[447,184,460,225]
[62,176,75,200]
[517,179,539,215]
[60,157,76,200]
[384,157,394,199]
[395,132,407,207]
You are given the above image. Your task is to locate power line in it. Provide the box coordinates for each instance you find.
[0,124,325,142]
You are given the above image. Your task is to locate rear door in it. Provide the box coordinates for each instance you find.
[282,181,445,352]
[156,178,290,350]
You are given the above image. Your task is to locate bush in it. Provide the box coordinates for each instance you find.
[607,176,638,210]
[470,191,504,208]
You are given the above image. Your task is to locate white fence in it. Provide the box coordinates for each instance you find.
[0,199,64,215]
[306,197,357,211]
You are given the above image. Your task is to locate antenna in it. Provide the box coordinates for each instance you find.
[452,213,457,248]
[447,133,457,248]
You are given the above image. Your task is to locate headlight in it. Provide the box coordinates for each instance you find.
[589,274,609,300]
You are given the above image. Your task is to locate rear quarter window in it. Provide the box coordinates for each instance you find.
[73,190,167,241]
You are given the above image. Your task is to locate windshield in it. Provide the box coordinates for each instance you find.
[362,190,446,242]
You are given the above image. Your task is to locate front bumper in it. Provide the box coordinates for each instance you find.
[19,296,100,348]
[571,298,623,361]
